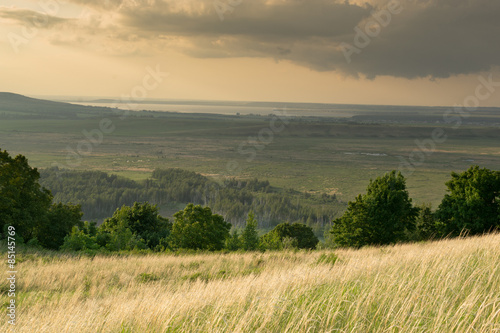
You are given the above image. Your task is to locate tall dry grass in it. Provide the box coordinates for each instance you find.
[1,233,499,332]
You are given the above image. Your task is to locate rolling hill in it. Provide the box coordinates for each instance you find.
[0,92,113,118]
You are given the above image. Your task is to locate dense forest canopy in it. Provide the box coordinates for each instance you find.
[39,167,345,233]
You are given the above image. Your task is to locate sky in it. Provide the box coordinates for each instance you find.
[1,0,500,106]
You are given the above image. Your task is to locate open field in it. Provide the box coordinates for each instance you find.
[1,233,499,332]
[1,113,500,207]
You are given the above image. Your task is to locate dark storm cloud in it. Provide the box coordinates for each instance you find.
[338,0,500,78]
[120,0,369,39]
[55,0,500,78]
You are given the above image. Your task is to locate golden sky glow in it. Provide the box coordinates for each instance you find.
[1,0,500,106]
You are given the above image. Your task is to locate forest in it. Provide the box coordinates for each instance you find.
[1,148,499,254]
[39,167,344,232]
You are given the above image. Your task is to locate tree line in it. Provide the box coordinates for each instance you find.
[1,148,498,253]
[39,167,345,232]
[61,203,320,253]
[1,149,319,252]
[327,167,500,248]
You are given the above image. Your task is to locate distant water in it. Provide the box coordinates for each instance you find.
[71,102,361,118]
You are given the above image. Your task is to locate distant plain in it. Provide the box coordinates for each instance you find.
[1,93,500,207]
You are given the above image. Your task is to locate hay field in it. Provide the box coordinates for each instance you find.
[1,233,499,332]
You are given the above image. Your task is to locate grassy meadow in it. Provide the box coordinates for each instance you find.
[2,233,499,332]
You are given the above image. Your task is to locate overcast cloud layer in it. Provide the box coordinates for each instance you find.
[2,0,500,79]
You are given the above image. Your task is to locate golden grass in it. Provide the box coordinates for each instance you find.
[2,233,499,332]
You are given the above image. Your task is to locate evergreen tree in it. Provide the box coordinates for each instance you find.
[414,203,439,240]
[241,211,260,251]
[225,229,241,251]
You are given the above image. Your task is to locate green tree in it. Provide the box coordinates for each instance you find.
[261,222,319,250]
[241,211,260,251]
[413,203,440,240]
[320,224,337,249]
[435,166,500,236]
[104,219,147,251]
[225,229,241,251]
[0,149,52,241]
[330,170,418,248]
[281,236,299,250]
[100,202,171,250]
[36,202,84,250]
[61,222,100,252]
[259,231,283,251]
[170,203,231,251]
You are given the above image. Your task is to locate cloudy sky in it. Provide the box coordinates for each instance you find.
[1,0,500,106]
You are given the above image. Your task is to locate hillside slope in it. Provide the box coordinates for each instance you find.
[1,233,498,332]
[0,92,112,117]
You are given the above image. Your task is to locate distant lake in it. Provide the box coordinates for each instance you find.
[71,102,362,118]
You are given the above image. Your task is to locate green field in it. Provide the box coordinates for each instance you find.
[1,93,500,207]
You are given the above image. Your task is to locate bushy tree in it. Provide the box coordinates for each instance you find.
[281,236,299,250]
[100,202,171,250]
[261,222,318,250]
[435,166,500,236]
[0,149,52,241]
[104,219,147,251]
[259,231,283,250]
[170,203,231,251]
[36,203,84,250]
[330,171,418,248]
[241,211,260,251]
[61,222,100,252]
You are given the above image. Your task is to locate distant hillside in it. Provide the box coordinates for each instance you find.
[0,92,113,118]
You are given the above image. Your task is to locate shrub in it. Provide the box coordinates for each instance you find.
[261,222,318,250]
